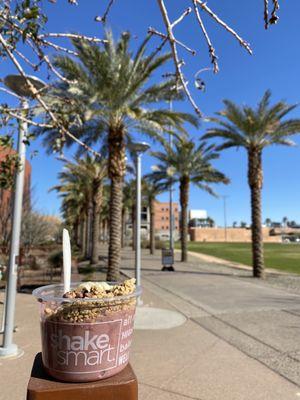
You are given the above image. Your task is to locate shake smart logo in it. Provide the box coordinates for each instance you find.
[48,320,122,371]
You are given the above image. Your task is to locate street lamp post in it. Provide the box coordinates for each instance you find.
[222,195,228,242]
[169,100,174,253]
[0,75,46,358]
[130,142,150,300]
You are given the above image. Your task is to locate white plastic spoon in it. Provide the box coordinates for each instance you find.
[62,228,71,294]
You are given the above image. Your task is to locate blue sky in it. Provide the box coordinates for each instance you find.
[1,0,300,226]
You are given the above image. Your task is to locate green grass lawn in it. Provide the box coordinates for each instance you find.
[177,242,300,274]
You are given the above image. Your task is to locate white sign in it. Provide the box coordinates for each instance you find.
[189,209,207,220]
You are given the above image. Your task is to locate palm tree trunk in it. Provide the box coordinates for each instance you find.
[248,149,265,278]
[107,126,126,281]
[121,208,126,248]
[149,198,155,255]
[85,202,93,260]
[76,220,81,247]
[81,213,87,257]
[179,176,190,262]
[73,217,79,247]
[131,204,136,251]
[102,219,107,242]
[84,209,90,259]
[91,184,102,264]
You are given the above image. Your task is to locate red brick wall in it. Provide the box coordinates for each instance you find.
[189,227,281,243]
[153,201,179,232]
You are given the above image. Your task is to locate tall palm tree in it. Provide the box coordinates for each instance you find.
[122,179,136,249]
[147,138,228,262]
[52,171,89,256]
[38,32,198,280]
[52,156,107,263]
[72,156,107,264]
[203,91,300,278]
[142,179,165,254]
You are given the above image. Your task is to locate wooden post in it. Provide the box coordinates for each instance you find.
[27,353,138,400]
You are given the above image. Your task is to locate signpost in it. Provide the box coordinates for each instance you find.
[161,248,174,271]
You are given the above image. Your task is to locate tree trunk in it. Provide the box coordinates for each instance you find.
[149,198,155,255]
[121,208,126,248]
[107,126,126,281]
[81,214,87,257]
[91,183,102,265]
[85,202,93,260]
[248,149,265,278]
[179,176,190,262]
[131,204,136,251]
[73,217,79,247]
[102,219,107,242]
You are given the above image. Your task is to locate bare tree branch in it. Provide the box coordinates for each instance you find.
[1,109,52,128]
[195,0,252,55]
[171,7,192,28]
[0,33,101,158]
[192,0,219,73]
[148,27,196,55]
[156,0,202,115]
[95,0,115,23]
[38,32,107,43]
[264,0,269,29]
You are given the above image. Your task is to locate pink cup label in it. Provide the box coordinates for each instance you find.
[42,311,135,377]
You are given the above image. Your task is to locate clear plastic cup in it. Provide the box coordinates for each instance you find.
[33,282,141,382]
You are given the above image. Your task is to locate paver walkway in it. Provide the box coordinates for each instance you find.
[121,248,300,399]
[0,247,300,400]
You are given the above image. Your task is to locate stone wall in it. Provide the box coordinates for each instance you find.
[189,227,281,243]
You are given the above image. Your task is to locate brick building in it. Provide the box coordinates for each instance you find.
[153,200,179,239]
[0,147,31,247]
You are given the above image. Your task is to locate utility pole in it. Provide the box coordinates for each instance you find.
[129,142,150,304]
[222,195,228,242]
[169,99,174,252]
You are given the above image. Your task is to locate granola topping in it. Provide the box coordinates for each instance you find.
[44,278,136,323]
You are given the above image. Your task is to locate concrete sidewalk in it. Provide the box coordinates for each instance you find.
[0,248,300,399]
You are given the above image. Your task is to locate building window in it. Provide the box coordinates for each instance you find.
[161,216,164,220]
[161,208,164,211]
[161,226,164,229]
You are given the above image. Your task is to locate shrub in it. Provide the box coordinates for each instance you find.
[141,239,165,250]
[48,250,63,270]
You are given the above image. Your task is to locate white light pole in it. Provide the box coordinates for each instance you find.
[0,75,46,358]
[221,195,229,242]
[130,142,150,299]
[169,100,174,253]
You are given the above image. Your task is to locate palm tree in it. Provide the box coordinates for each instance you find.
[122,180,136,249]
[147,138,228,262]
[264,218,272,228]
[282,216,289,228]
[52,171,89,256]
[203,91,300,278]
[73,156,107,264]
[38,32,198,280]
[52,156,107,264]
[207,217,215,228]
[142,179,165,254]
